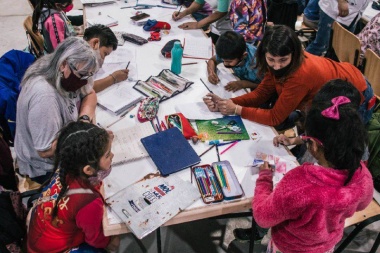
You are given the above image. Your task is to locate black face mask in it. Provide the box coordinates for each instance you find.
[268,64,292,78]
[61,71,88,92]
[223,58,245,69]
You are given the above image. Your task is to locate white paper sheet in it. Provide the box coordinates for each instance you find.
[175,102,224,120]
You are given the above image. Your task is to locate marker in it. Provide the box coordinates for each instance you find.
[206,140,237,145]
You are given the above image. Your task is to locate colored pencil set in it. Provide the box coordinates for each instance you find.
[192,161,243,204]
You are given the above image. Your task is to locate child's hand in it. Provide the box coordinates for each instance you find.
[225,81,244,92]
[178,22,199,30]
[112,69,129,83]
[208,71,220,84]
[203,93,222,112]
[259,161,272,171]
[106,235,120,252]
[172,11,186,21]
[273,134,292,147]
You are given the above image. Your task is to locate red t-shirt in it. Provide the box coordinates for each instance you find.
[28,174,110,253]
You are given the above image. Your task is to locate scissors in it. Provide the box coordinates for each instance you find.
[215,120,241,132]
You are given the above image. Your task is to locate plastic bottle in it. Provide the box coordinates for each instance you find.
[171,41,183,74]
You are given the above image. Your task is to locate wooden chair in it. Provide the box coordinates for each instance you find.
[326,21,361,68]
[363,49,380,96]
[334,199,380,253]
[23,16,44,58]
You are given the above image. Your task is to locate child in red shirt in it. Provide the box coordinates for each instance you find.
[28,121,119,253]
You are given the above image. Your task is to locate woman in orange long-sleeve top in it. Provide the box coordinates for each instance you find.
[203,25,375,130]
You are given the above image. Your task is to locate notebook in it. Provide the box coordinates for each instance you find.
[97,82,144,115]
[183,36,213,60]
[141,128,201,176]
[111,122,155,165]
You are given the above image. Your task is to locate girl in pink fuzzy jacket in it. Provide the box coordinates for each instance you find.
[253,96,374,253]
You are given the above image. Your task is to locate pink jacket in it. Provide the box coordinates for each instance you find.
[253,162,373,253]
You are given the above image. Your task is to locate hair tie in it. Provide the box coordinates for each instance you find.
[321,96,351,120]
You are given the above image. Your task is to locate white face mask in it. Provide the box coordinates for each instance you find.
[95,47,104,69]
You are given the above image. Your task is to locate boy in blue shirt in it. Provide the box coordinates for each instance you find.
[206,31,261,92]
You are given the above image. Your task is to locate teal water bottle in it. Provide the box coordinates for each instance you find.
[171,41,183,74]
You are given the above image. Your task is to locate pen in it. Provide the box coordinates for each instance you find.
[200,78,213,94]
[126,61,130,69]
[176,5,183,17]
[182,62,197,66]
[199,144,216,158]
[220,140,239,155]
[106,104,137,128]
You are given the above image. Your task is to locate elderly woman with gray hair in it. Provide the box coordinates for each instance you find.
[15,37,98,184]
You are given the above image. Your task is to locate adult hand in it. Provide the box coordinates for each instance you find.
[259,161,272,172]
[217,99,237,115]
[208,71,220,84]
[273,134,292,147]
[338,0,349,17]
[225,81,244,92]
[203,93,222,112]
[112,69,129,83]
[172,11,186,21]
[178,22,198,30]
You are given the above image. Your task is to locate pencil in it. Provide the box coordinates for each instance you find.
[182,62,198,66]
[215,144,221,161]
[106,104,137,128]
[126,61,130,69]
[222,167,230,191]
[200,78,213,94]
[177,5,182,14]
[220,141,239,155]
[199,144,216,158]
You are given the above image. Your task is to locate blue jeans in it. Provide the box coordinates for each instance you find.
[306,9,335,56]
[358,79,375,124]
[306,10,357,56]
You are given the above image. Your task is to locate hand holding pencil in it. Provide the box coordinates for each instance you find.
[203,93,223,112]
[172,5,185,20]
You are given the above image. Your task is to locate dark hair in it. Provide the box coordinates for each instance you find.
[312,79,361,109]
[256,25,304,78]
[49,121,110,219]
[32,0,73,32]
[83,24,118,50]
[305,99,367,185]
[215,31,247,60]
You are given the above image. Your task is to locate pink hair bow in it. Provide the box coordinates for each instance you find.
[321,96,351,120]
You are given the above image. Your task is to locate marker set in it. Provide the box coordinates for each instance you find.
[192,161,244,204]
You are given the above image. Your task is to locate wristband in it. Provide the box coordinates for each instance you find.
[109,73,117,84]
[79,115,92,123]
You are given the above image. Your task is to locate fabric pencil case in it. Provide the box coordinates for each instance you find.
[137,97,160,122]
[165,113,197,139]
[122,33,148,45]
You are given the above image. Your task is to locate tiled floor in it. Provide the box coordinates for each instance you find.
[2,1,379,252]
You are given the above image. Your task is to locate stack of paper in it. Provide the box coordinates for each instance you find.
[183,35,213,60]
[87,15,118,27]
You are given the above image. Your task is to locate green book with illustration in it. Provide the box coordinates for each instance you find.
[195,116,250,141]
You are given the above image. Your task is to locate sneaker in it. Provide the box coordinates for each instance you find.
[233,228,264,242]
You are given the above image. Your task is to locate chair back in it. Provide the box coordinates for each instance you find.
[330,21,361,67]
[363,49,380,96]
[23,16,44,58]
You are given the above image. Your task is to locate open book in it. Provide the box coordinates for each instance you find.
[97,82,144,115]
[106,174,200,239]
[111,122,155,165]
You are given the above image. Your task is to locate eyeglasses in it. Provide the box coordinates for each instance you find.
[68,63,94,80]
[301,135,324,147]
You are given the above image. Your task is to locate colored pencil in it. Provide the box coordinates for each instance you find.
[182,62,198,66]
[222,167,230,191]
[215,144,221,161]
[220,141,239,155]
[199,144,216,158]
[200,78,213,94]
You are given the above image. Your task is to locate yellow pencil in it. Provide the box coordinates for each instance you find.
[222,167,230,192]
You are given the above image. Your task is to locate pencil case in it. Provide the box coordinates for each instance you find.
[137,97,160,122]
[211,161,244,200]
[165,113,197,139]
[122,33,148,45]
[192,165,224,204]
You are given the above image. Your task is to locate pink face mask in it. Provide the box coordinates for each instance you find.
[62,4,73,12]
[88,167,112,185]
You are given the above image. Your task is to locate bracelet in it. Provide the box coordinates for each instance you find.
[234,105,238,115]
[109,73,117,84]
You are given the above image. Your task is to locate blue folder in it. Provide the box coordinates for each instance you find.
[141,127,201,176]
